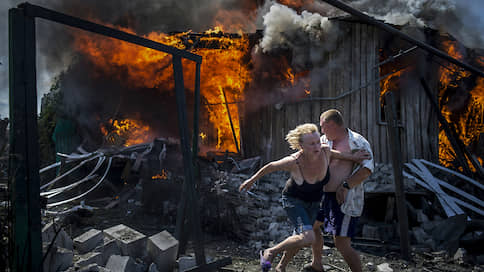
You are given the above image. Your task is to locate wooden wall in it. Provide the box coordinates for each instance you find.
[241,20,439,165]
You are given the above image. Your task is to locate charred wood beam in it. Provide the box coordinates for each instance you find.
[319,0,484,78]
[384,91,410,261]
[19,3,202,63]
[221,88,240,154]
[420,78,477,178]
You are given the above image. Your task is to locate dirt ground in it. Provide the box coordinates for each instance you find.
[198,235,484,272]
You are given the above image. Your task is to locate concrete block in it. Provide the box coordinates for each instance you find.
[74,229,104,254]
[76,251,103,268]
[42,222,73,250]
[104,224,146,259]
[178,256,196,272]
[94,237,122,265]
[43,245,73,272]
[105,255,140,272]
[146,230,178,272]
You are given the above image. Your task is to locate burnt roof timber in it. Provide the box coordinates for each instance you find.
[319,0,484,78]
[19,2,202,63]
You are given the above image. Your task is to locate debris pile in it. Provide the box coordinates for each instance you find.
[42,222,179,272]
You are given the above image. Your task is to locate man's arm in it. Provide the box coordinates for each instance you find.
[336,167,372,204]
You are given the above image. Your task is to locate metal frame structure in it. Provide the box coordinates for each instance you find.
[9,2,214,270]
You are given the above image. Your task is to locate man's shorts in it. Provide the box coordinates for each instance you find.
[282,194,320,234]
[316,192,359,238]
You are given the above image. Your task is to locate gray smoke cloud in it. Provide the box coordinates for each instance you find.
[259,0,484,52]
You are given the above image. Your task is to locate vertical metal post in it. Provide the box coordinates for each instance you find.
[172,56,206,266]
[192,62,201,159]
[9,7,42,271]
[384,91,410,260]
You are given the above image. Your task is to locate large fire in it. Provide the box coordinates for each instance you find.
[438,40,484,170]
[75,25,250,153]
[100,118,153,147]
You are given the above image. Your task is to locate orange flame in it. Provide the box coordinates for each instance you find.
[76,26,250,152]
[438,40,484,170]
[102,118,153,146]
[379,69,405,107]
[152,169,168,180]
[277,0,314,10]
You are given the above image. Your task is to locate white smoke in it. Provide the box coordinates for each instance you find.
[349,0,484,49]
[259,3,336,53]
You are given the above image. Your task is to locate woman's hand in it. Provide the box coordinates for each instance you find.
[351,149,371,163]
[239,179,255,192]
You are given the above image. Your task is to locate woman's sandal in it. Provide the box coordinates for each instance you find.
[260,250,272,272]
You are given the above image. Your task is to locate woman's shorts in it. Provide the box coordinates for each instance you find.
[282,194,320,234]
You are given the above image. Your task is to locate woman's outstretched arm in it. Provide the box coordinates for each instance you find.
[239,155,294,192]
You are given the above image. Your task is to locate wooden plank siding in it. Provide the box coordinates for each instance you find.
[241,20,439,164]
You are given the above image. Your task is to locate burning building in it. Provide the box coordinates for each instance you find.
[37,1,483,175]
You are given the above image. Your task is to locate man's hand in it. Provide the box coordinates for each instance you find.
[239,179,255,192]
[336,185,348,205]
[352,149,371,163]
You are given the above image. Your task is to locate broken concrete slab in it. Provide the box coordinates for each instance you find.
[42,222,74,250]
[94,237,122,266]
[178,256,196,272]
[75,251,103,268]
[74,228,104,254]
[105,255,141,272]
[104,224,147,259]
[43,245,74,272]
[146,230,178,272]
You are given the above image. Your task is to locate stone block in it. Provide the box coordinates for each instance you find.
[42,222,73,250]
[106,255,139,272]
[146,230,178,272]
[178,256,196,272]
[76,251,103,268]
[94,237,122,265]
[104,224,147,259]
[74,229,104,254]
[43,245,73,272]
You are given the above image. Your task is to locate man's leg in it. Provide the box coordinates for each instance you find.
[334,236,361,272]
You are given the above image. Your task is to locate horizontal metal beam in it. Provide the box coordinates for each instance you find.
[19,2,202,63]
[320,0,484,78]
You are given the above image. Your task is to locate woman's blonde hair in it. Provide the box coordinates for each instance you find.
[285,123,319,150]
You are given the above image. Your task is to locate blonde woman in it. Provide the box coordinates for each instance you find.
[239,123,369,272]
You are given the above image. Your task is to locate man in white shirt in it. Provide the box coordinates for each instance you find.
[305,109,374,272]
